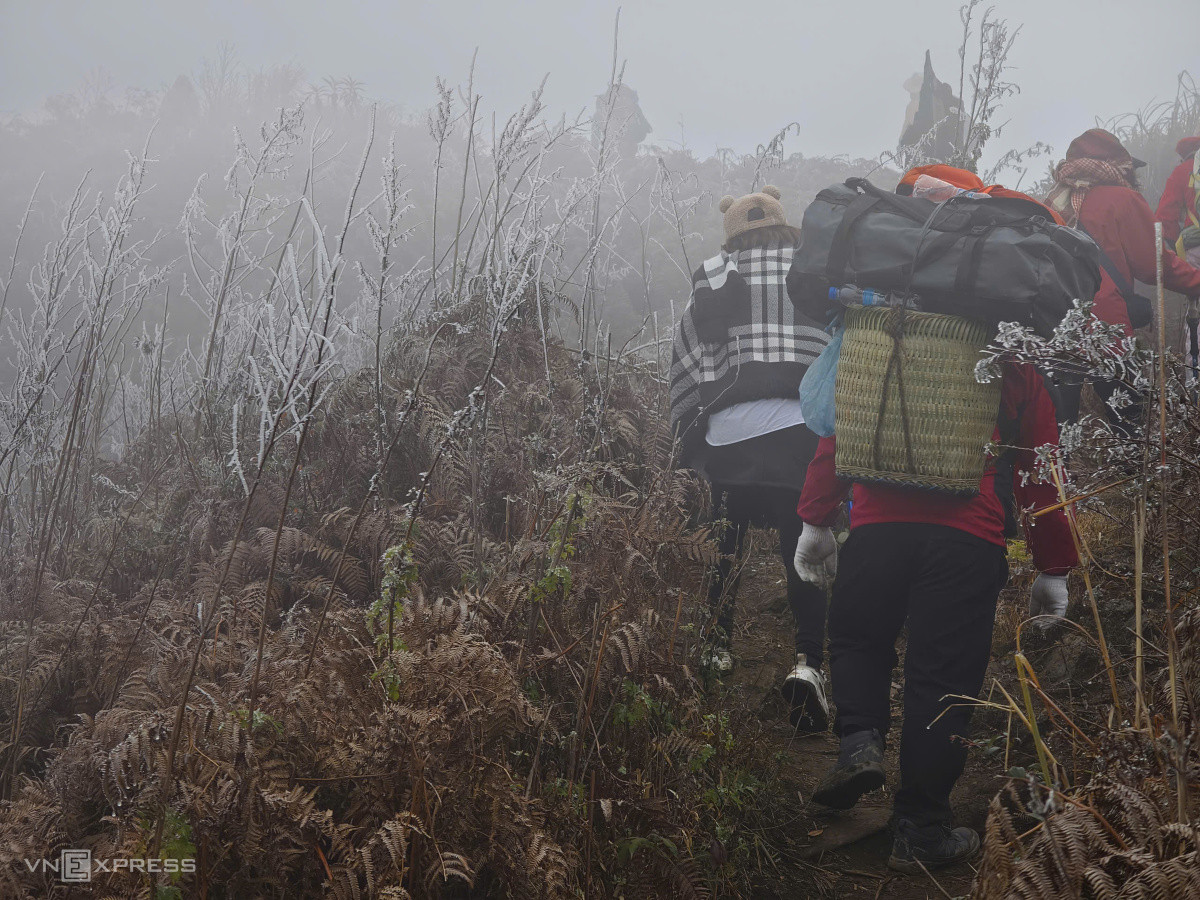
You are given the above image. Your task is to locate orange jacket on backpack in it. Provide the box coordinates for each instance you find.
[897,164,1066,224]
[896,164,984,192]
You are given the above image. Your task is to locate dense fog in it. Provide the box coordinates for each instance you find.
[1,4,1199,897]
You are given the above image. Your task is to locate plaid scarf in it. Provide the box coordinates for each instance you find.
[1046,157,1136,227]
[669,244,828,461]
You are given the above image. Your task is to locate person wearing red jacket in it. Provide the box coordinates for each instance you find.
[1155,136,1200,252]
[1046,130,1200,423]
[1156,137,1200,385]
[792,164,1080,874]
[794,361,1078,873]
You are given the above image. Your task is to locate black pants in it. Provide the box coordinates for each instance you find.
[1050,372,1143,435]
[707,483,828,666]
[829,523,1009,826]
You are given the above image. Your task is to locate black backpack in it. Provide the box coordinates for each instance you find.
[787,177,1102,337]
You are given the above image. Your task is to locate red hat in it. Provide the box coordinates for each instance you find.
[1177,136,1200,159]
[897,164,984,191]
[1065,128,1146,168]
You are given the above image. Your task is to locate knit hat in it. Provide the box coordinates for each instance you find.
[1065,128,1146,169]
[1176,136,1200,159]
[718,186,788,241]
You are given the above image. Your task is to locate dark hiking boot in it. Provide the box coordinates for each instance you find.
[781,654,830,731]
[812,728,886,809]
[887,818,980,874]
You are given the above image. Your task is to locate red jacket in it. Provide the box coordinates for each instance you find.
[797,363,1078,574]
[1155,156,1198,247]
[1079,185,1200,334]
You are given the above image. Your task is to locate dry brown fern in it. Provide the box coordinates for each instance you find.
[976,776,1200,899]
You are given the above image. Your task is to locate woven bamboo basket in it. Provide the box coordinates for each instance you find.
[833,305,1000,495]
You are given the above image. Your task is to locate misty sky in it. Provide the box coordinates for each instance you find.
[2,0,1198,175]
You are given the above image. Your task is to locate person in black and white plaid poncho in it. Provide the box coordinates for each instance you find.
[670,244,829,448]
[669,185,833,731]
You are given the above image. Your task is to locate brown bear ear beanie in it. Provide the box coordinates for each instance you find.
[719,185,788,242]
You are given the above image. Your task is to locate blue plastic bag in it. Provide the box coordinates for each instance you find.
[798,327,843,438]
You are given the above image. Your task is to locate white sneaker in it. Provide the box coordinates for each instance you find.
[701,645,735,676]
[782,654,829,730]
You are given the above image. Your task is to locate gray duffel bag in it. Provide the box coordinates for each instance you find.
[786,177,1101,337]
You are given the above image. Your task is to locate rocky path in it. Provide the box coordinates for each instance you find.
[724,541,999,899]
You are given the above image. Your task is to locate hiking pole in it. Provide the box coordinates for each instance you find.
[1156,222,1187,825]
[1187,296,1199,402]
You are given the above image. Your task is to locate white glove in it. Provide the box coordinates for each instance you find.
[1029,573,1069,631]
[793,523,838,589]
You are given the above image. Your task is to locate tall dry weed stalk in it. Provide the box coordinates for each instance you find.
[0,64,814,898]
[973,290,1200,896]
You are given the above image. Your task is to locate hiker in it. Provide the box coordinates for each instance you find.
[670,185,833,727]
[1155,136,1200,386]
[1046,129,1200,426]
[793,166,1081,874]
[1155,135,1200,259]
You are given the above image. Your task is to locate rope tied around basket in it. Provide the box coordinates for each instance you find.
[872,305,916,472]
[866,192,960,475]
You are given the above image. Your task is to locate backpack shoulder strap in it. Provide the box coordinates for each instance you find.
[1189,152,1200,228]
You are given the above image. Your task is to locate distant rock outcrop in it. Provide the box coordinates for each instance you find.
[592,83,651,158]
[899,51,962,163]
[160,74,200,134]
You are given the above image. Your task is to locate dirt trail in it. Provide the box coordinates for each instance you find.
[726,540,999,899]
